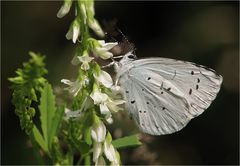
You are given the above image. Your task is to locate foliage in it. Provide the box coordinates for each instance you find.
[8,52,47,134]
[8,0,142,165]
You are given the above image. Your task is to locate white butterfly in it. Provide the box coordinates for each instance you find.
[113,52,223,135]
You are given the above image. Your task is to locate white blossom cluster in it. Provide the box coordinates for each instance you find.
[57,1,124,165]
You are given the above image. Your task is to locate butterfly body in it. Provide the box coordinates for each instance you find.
[115,52,223,135]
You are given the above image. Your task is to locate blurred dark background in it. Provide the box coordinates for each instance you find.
[1,1,239,165]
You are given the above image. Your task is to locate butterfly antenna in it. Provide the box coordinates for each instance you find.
[116,28,136,55]
[105,32,118,42]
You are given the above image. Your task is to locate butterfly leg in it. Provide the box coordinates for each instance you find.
[101,61,115,68]
[112,55,124,59]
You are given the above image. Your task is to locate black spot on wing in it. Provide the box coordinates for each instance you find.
[189,88,192,95]
[196,84,199,90]
[131,100,135,104]
[147,77,151,80]
[197,78,200,83]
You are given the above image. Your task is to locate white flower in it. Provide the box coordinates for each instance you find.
[93,40,118,60]
[66,20,80,43]
[94,70,113,88]
[64,108,82,119]
[110,160,119,166]
[71,51,94,70]
[111,85,121,93]
[90,89,125,115]
[71,55,80,65]
[88,19,104,37]
[106,115,113,124]
[98,40,118,50]
[79,56,94,70]
[103,140,117,163]
[61,79,82,96]
[57,0,72,18]
[96,156,106,166]
[106,99,125,113]
[90,89,108,105]
[80,3,87,24]
[90,89,110,115]
[93,142,102,162]
[91,121,106,142]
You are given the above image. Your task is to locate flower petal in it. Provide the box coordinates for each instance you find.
[91,121,106,142]
[66,27,73,40]
[88,19,104,37]
[71,55,80,65]
[101,42,118,51]
[104,141,117,162]
[64,107,71,114]
[61,79,73,86]
[90,90,108,104]
[94,47,113,59]
[78,56,94,63]
[105,99,125,113]
[61,79,82,96]
[94,71,113,88]
[100,103,111,115]
[72,24,80,43]
[111,85,121,92]
[96,156,106,166]
[57,0,72,18]
[81,63,89,71]
[106,116,113,124]
[93,142,102,162]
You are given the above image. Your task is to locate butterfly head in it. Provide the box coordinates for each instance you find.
[119,51,137,65]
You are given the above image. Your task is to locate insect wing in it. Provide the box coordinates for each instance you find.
[118,58,223,135]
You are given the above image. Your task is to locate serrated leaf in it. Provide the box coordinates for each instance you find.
[32,125,47,152]
[39,83,56,151]
[112,134,142,149]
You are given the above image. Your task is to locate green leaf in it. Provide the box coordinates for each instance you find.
[32,125,47,152]
[39,83,56,151]
[112,134,142,149]
[84,127,92,145]
[49,106,65,150]
[8,52,47,134]
[78,141,91,156]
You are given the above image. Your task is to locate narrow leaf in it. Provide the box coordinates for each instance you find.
[84,127,92,145]
[112,134,142,149]
[32,125,47,152]
[39,83,56,151]
[49,106,65,149]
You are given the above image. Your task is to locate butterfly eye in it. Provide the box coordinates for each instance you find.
[128,54,135,59]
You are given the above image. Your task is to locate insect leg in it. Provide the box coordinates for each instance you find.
[101,61,115,68]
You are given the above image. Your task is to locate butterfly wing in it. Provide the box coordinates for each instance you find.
[118,57,223,135]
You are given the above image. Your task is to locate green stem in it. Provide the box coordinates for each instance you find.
[29,133,45,164]
[84,155,91,166]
